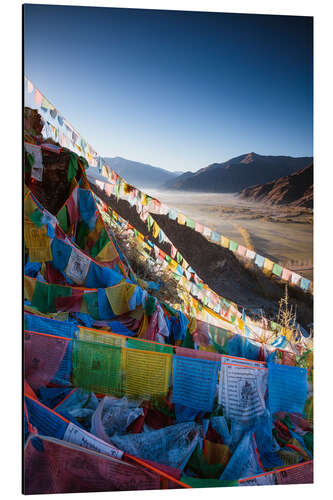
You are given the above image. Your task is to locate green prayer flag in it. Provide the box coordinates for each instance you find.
[180,476,238,488]
[186,217,195,229]
[57,205,69,233]
[73,339,123,396]
[76,220,90,249]
[67,153,78,182]
[272,263,283,277]
[83,291,100,320]
[186,444,224,479]
[32,281,72,314]
[147,215,154,232]
[303,431,313,455]
[127,338,173,354]
[25,152,34,175]
[90,228,109,258]
[176,252,182,264]
[182,328,195,349]
[29,209,44,227]
[229,240,238,252]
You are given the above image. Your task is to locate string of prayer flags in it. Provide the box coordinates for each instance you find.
[172,355,219,412]
[25,79,312,294]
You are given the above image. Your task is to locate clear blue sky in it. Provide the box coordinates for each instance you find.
[24,5,313,172]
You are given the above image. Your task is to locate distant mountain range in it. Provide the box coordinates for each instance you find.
[162,152,313,193]
[104,156,183,189]
[240,163,313,208]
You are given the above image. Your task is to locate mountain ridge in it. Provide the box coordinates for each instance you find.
[239,163,313,208]
[163,152,313,192]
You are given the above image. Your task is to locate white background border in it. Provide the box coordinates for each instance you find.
[1,1,332,498]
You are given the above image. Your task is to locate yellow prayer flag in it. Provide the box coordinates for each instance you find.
[24,193,37,218]
[79,327,126,347]
[306,351,313,369]
[24,276,36,302]
[177,213,186,225]
[123,348,172,399]
[102,165,109,178]
[199,344,219,354]
[105,282,136,316]
[24,223,48,249]
[141,194,147,206]
[220,235,230,248]
[188,317,197,334]
[169,259,178,272]
[238,318,245,332]
[181,258,189,270]
[87,216,104,246]
[137,313,149,337]
[25,223,52,262]
[29,242,52,263]
[95,241,118,263]
[24,305,69,321]
[152,221,160,239]
[264,258,274,271]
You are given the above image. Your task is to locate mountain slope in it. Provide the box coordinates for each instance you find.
[104,156,182,189]
[239,163,313,208]
[163,152,313,192]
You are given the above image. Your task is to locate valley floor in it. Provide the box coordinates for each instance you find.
[148,190,313,280]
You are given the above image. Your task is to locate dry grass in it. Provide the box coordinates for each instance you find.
[102,212,182,307]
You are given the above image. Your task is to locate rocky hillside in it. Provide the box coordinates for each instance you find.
[163,152,313,193]
[240,163,313,208]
